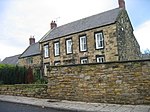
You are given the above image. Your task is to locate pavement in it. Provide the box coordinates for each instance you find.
[0,95,150,112]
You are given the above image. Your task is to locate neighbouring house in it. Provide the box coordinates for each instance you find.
[18,36,41,68]
[1,54,20,65]
[39,0,141,73]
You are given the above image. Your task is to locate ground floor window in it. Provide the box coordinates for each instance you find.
[96,55,105,63]
[54,61,61,66]
[80,57,88,64]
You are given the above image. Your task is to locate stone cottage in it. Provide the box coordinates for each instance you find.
[39,0,140,69]
[18,36,41,68]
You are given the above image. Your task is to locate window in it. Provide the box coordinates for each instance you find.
[79,35,87,51]
[95,32,104,49]
[44,44,49,58]
[26,57,33,64]
[66,39,72,54]
[44,63,50,76]
[80,57,88,64]
[54,42,60,56]
[96,55,105,63]
[54,61,61,66]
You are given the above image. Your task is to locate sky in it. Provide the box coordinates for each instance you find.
[0,0,150,60]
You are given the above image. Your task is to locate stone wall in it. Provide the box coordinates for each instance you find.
[0,84,48,98]
[47,59,150,104]
[116,9,141,61]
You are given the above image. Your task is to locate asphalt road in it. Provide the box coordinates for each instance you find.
[0,101,73,112]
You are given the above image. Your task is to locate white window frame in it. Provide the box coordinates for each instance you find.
[80,58,88,64]
[80,36,87,51]
[66,39,72,54]
[54,42,60,56]
[44,44,49,58]
[26,57,33,64]
[96,56,105,63]
[95,32,104,49]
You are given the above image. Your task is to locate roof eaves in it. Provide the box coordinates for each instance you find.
[42,22,117,43]
[20,53,41,58]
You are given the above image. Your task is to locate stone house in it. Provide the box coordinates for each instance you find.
[39,0,141,71]
[18,36,41,68]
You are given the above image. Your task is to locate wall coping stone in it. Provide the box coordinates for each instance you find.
[49,59,150,68]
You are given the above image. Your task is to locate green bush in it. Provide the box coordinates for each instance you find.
[33,68,47,84]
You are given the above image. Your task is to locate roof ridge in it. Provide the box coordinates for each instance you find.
[56,8,120,30]
[5,54,20,58]
[42,7,121,42]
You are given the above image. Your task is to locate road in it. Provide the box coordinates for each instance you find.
[0,101,74,112]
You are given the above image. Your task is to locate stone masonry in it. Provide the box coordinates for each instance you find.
[116,10,141,61]
[18,55,41,67]
[47,59,150,105]
[0,84,48,98]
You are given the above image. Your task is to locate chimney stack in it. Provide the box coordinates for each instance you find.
[29,35,35,45]
[50,21,57,29]
[118,0,125,9]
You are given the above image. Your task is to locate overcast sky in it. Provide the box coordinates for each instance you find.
[0,0,150,60]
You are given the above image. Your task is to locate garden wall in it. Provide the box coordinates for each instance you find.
[0,84,48,98]
[47,59,150,104]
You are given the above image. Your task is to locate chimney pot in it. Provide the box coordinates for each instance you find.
[118,0,125,9]
[29,36,35,45]
[50,20,57,29]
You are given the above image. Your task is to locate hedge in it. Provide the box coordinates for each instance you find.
[0,64,33,84]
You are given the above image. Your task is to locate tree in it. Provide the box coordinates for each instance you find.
[142,49,150,59]
[144,49,150,55]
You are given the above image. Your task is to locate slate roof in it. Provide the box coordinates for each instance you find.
[41,8,122,42]
[20,42,41,58]
[1,54,20,65]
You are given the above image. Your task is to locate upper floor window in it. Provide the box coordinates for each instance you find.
[44,44,49,58]
[26,57,33,64]
[79,35,87,52]
[54,42,60,56]
[96,55,105,63]
[66,38,72,54]
[95,32,104,49]
[80,57,88,64]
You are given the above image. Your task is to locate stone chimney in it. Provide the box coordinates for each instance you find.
[50,21,57,29]
[29,36,35,45]
[118,0,126,9]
